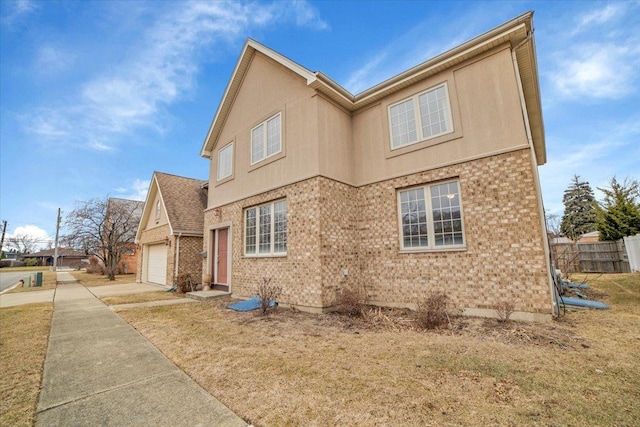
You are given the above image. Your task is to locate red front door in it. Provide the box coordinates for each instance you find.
[215,228,228,287]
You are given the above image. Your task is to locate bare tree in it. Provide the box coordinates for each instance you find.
[64,197,142,280]
[7,233,40,254]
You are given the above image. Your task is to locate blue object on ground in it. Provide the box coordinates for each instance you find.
[560,296,609,310]
[227,297,276,312]
[566,282,589,289]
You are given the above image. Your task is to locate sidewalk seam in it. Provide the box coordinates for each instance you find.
[36,371,179,413]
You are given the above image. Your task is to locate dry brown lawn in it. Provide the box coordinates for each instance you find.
[119,273,640,427]
[69,271,137,286]
[0,303,53,426]
[100,291,183,306]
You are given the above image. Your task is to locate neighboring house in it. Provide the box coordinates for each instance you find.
[22,248,88,269]
[199,12,555,320]
[135,172,208,286]
[577,231,600,243]
[104,197,144,275]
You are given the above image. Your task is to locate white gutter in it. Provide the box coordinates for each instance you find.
[511,41,558,317]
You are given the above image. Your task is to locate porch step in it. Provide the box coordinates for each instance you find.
[186,290,231,301]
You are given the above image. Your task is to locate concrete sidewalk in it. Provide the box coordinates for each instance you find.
[36,277,247,426]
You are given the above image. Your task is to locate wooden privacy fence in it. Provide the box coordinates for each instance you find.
[550,240,631,274]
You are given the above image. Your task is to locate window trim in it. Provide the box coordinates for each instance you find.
[250,112,282,166]
[216,142,234,182]
[387,82,454,151]
[243,199,287,257]
[397,179,466,252]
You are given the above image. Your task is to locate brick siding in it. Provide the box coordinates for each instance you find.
[204,148,552,318]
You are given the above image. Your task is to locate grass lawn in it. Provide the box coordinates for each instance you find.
[69,271,137,286]
[101,291,183,306]
[0,303,53,427]
[118,273,640,427]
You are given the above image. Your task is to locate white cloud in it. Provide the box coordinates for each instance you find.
[34,45,75,75]
[115,179,150,201]
[551,45,637,99]
[342,11,478,94]
[540,116,640,215]
[3,225,52,251]
[22,0,327,150]
[1,0,38,27]
[572,3,626,35]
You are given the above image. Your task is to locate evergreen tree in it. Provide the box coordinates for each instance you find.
[560,175,597,241]
[596,177,640,241]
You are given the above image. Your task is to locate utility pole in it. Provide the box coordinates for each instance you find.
[53,209,61,271]
[0,220,7,255]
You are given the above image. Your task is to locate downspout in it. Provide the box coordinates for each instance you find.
[511,36,559,317]
[174,233,182,284]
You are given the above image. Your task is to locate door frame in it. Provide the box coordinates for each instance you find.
[209,221,232,291]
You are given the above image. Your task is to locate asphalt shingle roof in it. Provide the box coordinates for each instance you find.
[155,172,207,234]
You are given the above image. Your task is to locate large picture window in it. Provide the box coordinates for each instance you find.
[244,199,287,256]
[398,180,465,250]
[217,142,233,181]
[251,113,281,165]
[389,83,453,149]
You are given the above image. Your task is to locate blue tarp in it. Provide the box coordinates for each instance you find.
[560,296,609,310]
[227,297,276,312]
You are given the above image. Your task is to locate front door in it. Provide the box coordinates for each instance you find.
[213,228,229,291]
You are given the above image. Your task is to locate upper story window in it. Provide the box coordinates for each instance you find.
[251,113,281,165]
[155,200,161,219]
[244,199,287,256]
[389,83,453,150]
[398,180,465,251]
[217,142,233,181]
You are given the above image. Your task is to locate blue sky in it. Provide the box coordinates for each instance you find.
[1,0,638,248]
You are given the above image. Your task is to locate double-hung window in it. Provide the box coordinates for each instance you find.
[251,113,281,165]
[398,180,465,250]
[217,142,233,181]
[389,83,453,149]
[244,199,287,256]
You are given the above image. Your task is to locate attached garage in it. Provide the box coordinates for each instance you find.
[146,244,168,285]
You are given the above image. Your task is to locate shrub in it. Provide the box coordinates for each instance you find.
[416,291,451,329]
[176,273,195,293]
[334,287,366,317]
[24,258,38,267]
[85,257,105,274]
[495,299,516,323]
[256,278,281,315]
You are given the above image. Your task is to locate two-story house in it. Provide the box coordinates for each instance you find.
[200,12,555,321]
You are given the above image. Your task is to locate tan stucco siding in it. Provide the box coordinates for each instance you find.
[352,47,529,185]
[141,191,168,230]
[453,47,528,157]
[209,52,320,209]
[317,96,355,185]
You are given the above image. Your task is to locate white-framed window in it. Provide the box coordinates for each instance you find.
[389,83,453,149]
[155,200,161,219]
[244,199,287,256]
[251,113,281,165]
[217,142,233,181]
[398,180,465,250]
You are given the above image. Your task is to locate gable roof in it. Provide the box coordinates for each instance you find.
[200,11,545,165]
[136,172,207,240]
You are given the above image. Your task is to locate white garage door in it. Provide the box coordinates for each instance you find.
[146,244,167,285]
